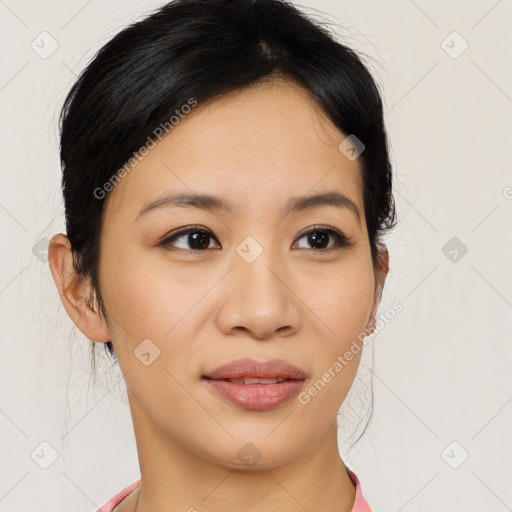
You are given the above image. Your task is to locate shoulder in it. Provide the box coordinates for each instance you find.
[96,480,141,512]
[346,469,374,512]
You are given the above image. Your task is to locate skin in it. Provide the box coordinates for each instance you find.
[49,78,388,512]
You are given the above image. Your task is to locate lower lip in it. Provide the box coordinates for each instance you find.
[204,379,305,410]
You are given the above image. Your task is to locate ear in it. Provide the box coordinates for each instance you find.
[366,245,390,335]
[48,233,111,343]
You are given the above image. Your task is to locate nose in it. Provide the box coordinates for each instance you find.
[215,244,302,340]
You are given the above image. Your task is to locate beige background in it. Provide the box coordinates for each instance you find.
[0,0,511,510]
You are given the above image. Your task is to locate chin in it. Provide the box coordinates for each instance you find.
[198,434,306,471]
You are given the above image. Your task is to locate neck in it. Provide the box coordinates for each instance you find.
[126,393,356,512]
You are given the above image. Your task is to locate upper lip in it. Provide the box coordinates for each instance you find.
[203,358,307,380]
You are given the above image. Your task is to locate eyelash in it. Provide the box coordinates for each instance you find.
[157,224,354,252]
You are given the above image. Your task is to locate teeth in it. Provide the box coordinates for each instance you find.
[227,378,286,384]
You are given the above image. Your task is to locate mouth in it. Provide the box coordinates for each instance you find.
[209,377,291,384]
[202,358,307,410]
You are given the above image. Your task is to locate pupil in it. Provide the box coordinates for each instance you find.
[309,232,328,249]
[190,232,209,250]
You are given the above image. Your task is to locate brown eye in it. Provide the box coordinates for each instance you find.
[294,225,353,251]
[158,224,353,253]
[159,226,220,251]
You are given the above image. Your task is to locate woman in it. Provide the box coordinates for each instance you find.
[48,0,396,510]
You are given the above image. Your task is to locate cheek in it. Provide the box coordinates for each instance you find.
[298,257,375,408]
[98,240,207,369]
[101,238,198,329]
[328,272,374,345]
[99,249,206,415]
[305,256,375,351]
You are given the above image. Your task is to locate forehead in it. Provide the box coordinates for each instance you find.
[103,79,364,223]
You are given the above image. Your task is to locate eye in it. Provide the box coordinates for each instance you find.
[158,224,353,252]
[158,226,220,251]
[293,225,354,251]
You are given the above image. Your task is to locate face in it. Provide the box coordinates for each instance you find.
[81,79,386,469]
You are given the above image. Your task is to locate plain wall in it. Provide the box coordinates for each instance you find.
[0,1,511,510]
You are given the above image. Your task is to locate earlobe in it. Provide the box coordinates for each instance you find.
[48,233,111,343]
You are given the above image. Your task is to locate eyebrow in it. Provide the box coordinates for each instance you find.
[136,190,361,224]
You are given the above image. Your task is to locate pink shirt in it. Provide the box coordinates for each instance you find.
[96,468,372,511]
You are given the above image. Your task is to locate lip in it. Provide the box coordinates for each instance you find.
[203,358,307,411]
[203,357,307,380]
